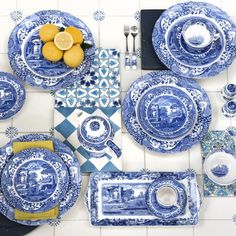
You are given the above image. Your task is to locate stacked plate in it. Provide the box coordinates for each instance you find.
[122,71,211,153]
[152,1,236,78]
[0,134,82,226]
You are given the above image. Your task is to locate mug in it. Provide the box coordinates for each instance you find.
[221,83,236,100]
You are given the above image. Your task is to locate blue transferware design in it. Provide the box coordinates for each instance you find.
[54,107,122,173]
[122,71,211,153]
[55,48,120,108]
[137,86,196,140]
[8,10,95,90]
[146,179,187,219]
[222,100,236,117]
[86,171,202,226]
[211,164,229,177]
[0,72,25,120]
[222,83,236,100]
[152,1,236,79]
[0,134,82,226]
[78,115,121,157]
[1,148,69,213]
[201,130,236,196]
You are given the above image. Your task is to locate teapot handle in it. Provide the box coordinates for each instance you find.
[106,140,122,158]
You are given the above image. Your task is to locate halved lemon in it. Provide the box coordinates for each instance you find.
[54,32,73,50]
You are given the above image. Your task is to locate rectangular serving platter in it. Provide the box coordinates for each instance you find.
[86,171,202,226]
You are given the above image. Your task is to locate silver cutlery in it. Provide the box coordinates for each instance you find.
[130,25,138,70]
[124,25,130,70]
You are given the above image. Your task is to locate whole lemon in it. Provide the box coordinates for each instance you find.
[63,44,84,68]
[39,24,59,42]
[42,42,63,62]
[65,26,84,44]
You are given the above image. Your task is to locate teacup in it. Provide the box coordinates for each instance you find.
[156,186,177,207]
[222,100,236,117]
[221,83,236,100]
[182,21,220,50]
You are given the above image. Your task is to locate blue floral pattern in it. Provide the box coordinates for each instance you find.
[55,48,120,108]
[4,127,18,139]
[93,10,105,21]
[10,10,22,22]
[201,130,236,196]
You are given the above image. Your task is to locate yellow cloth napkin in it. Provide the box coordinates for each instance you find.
[13,140,59,220]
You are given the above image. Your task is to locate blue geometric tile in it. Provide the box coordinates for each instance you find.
[55,48,120,108]
[55,119,76,138]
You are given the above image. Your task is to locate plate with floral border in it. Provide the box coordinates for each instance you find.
[1,148,69,213]
[8,10,95,90]
[122,71,211,153]
[0,72,25,120]
[0,134,82,226]
[152,1,236,79]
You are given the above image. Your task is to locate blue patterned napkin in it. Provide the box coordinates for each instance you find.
[55,48,120,108]
[54,107,122,172]
[201,130,236,196]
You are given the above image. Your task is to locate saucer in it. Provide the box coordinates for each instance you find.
[0,72,25,120]
[152,1,236,78]
[1,148,69,213]
[122,71,211,153]
[146,179,187,218]
[204,150,236,185]
[8,10,95,90]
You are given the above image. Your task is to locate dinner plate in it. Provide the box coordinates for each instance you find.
[122,71,211,153]
[1,148,69,213]
[152,1,236,78]
[204,150,236,185]
[0,134,82,226]
[146,179,187,219]
[8,10,95,90]
[0,72,25,120]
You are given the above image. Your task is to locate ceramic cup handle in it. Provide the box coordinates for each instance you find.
[106,140,122,157]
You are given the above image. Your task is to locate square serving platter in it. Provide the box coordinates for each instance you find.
[86,171,202,226]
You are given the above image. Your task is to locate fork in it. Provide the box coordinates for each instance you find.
[130,25,138,70]
[124,25,130,70]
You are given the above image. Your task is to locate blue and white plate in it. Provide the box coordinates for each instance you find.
[0,72,25,120]
[152,1,236,78]
[0,134,82,226]
[1,148,69,213]
[122,71,211,153]
[8,10,95,90]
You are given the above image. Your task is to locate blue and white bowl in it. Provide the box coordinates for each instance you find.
[222,100,236,117]
[221,83,236,100]
[0,72,25,120]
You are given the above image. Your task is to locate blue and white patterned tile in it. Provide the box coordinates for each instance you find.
[200,130,236,196]
[93,10,105,21]
[4,126,18,139]
[9,10,22,22]
[54,107,122,172]
[55,48,120,108]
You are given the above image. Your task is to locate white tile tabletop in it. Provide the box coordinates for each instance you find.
[0,0,235,235]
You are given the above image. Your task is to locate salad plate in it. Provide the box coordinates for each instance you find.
[204,150,236,186]
[0,134,82,226]
[0,72,25,120]
[86,171,202,226]
[1,148,69,213]
[152,1,236,78]
[77,115,121,158]
[122,71,211,153]
[8,10,95,90]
